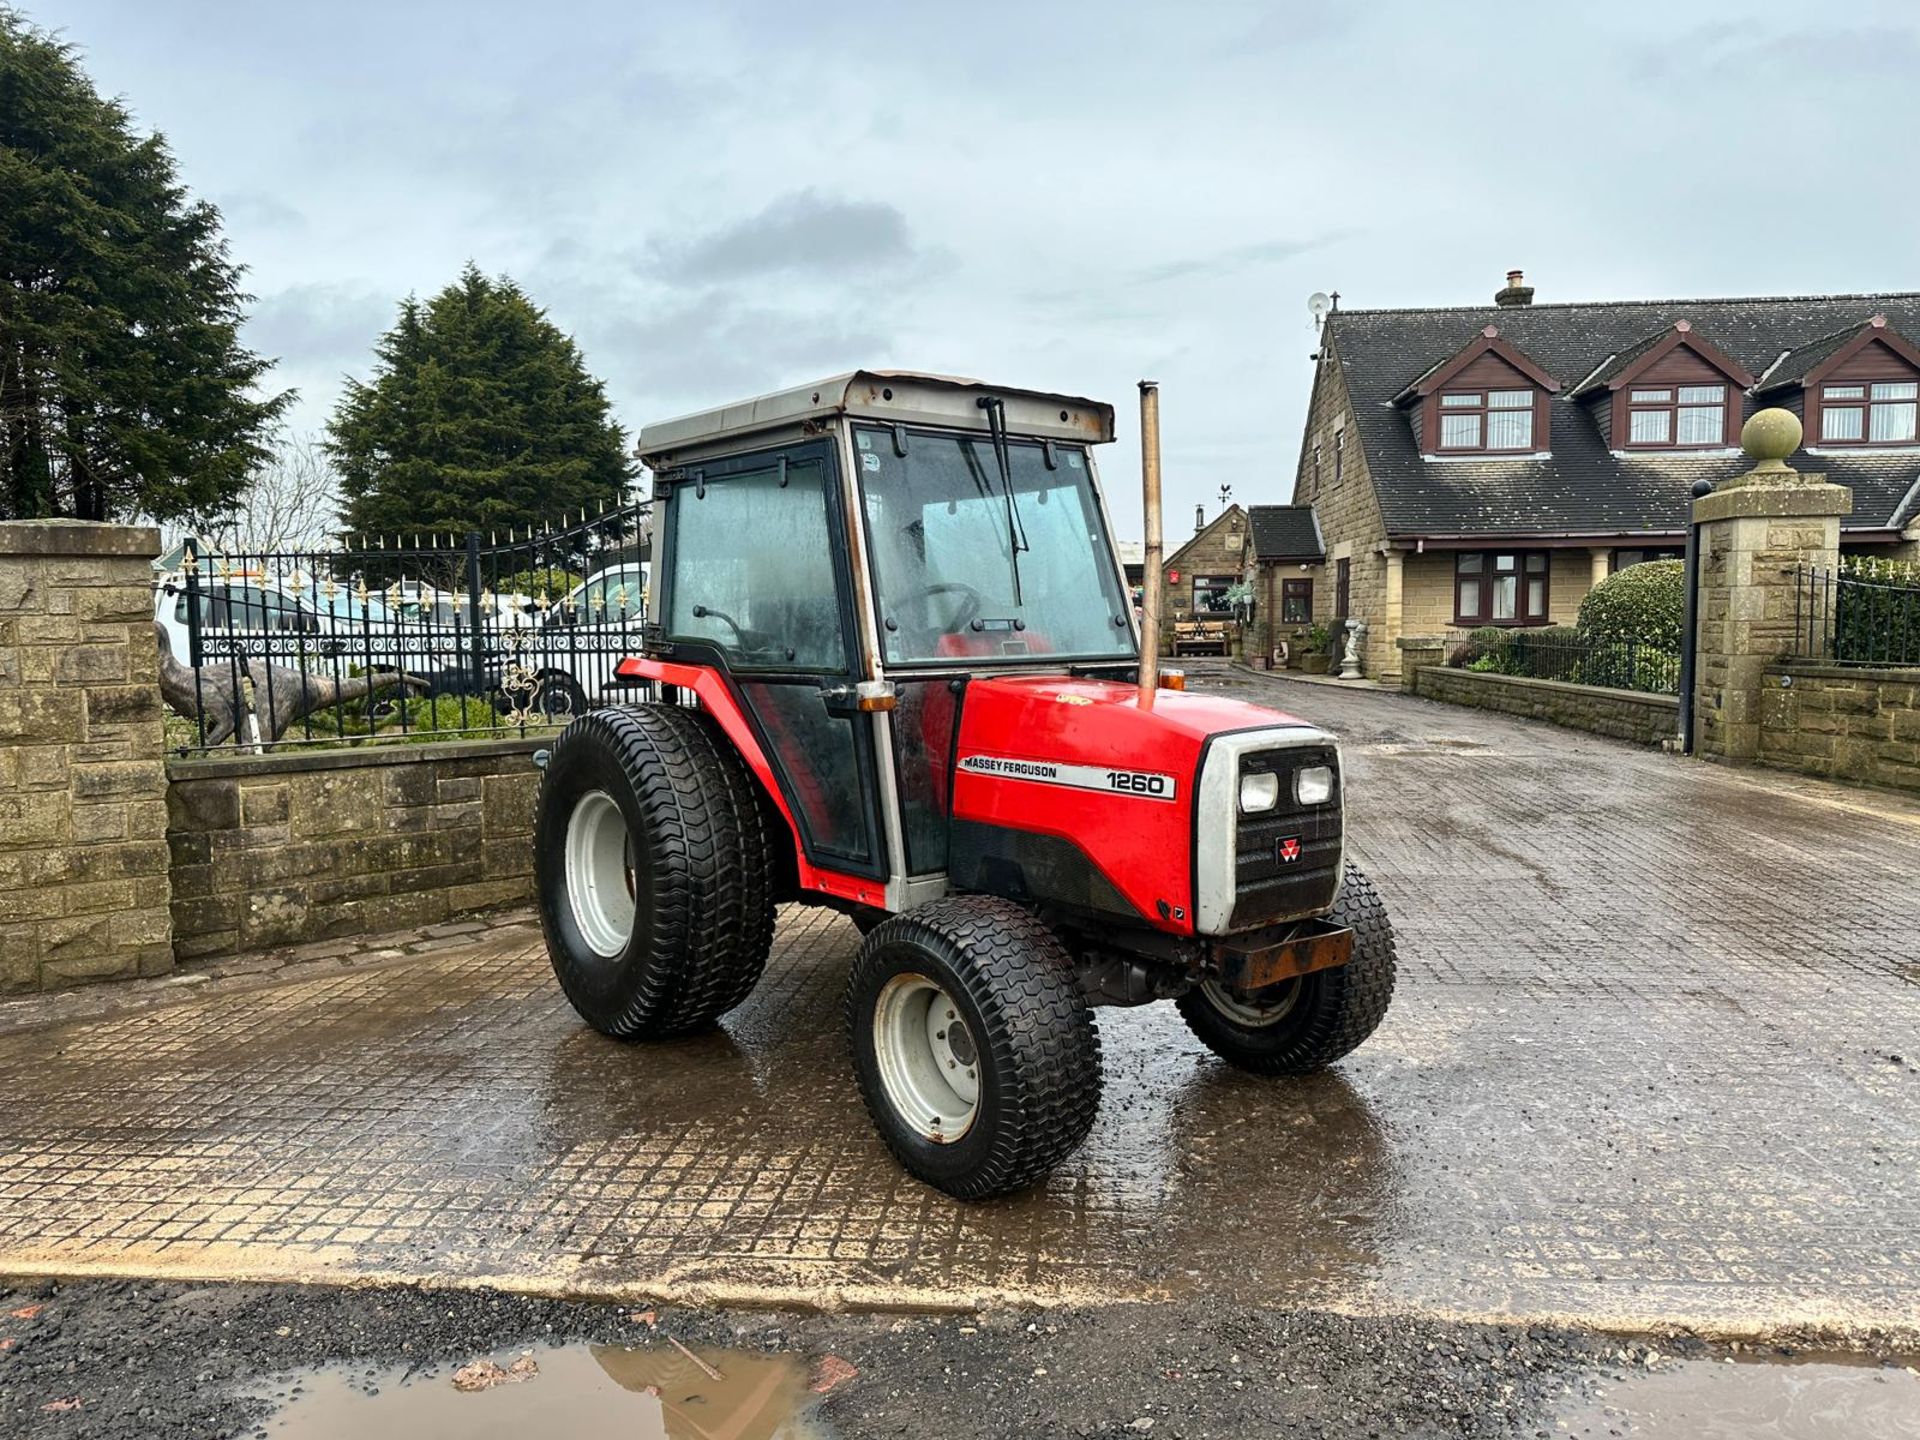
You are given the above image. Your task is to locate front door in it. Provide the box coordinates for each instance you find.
[656,442,886,878]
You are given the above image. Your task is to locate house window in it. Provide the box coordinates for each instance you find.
[1192,575,1236,615]
[1625,384,1728,448]
[1438,389,1534,451]
[1334,558,1351,618]
[1334,429,1345,481]
[1281,578,1313,624]
[1819,381,1919,444]
[1312,443,1321,486]
[1610,547,1684,573]
[1455,551,1550,625]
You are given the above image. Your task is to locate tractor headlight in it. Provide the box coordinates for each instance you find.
[1238,772,1281,813]
[1295,764,1335,806]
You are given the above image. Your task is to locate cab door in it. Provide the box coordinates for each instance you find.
[656,441,887,879]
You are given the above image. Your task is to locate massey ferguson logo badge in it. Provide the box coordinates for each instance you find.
[1277,836,1302,864]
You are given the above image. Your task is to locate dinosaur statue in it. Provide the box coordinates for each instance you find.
[154,622,429,746]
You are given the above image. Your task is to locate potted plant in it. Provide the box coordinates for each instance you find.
[1300,624,1332,674]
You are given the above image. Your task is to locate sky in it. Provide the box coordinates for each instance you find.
[29,0,1920,540]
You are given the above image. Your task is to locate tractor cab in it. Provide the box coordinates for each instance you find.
[536,371,1397,1200]
[631,372,1138,914]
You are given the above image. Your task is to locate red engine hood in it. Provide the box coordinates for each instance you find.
[948,675,1324,933]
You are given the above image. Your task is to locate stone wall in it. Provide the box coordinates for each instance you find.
[166,738,541,959]
[1413,666,1679,747]
[1290,356,1393,675]
[1757,662,1920,793]
[1160,505,1252,654]
[1,521,172,992]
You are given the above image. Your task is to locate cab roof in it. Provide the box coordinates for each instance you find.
[638,370,1116,467]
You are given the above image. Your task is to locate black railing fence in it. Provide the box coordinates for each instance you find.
[1443,627,1681,695]
[1794,563,1920,667]
[161,505,653,753]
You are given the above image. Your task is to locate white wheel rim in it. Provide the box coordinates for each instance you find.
[1201,976,1302,1028]
[564,789,635,957]
[873,973,980,1143]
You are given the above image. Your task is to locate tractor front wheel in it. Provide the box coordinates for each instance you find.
[535,704,776,1038]
[1177,862,1397,1074]
[847,898,1101,1199]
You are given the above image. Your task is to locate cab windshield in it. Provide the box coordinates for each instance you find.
[855,425,1134,666]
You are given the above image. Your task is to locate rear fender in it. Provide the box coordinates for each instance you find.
[614,657,885,908]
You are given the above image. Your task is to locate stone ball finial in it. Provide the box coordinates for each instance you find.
[1740,407,1802,473]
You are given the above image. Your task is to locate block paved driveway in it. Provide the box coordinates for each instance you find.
[1,669,1916,1336]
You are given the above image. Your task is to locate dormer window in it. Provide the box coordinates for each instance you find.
[1439,389,1534,451]
[1393,325,1560,459]
[1758,314,1920,448]
[1818,381,1918,445]
[1626,384,1728,448]
[1571,321,1754,453]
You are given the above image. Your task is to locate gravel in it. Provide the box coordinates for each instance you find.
[0,1277,1634,1439]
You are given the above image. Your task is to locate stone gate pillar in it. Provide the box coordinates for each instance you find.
[1691,411,1850,762]
[0,521,173,991]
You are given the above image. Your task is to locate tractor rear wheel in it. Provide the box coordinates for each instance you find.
[1177,862,1396,1075]
[846,898,1101,1199]
[535,703,776,1038]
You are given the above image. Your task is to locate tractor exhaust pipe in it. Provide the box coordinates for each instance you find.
[1137,379,1163,709]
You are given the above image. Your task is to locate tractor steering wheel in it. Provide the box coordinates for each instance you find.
[914,581,984,637]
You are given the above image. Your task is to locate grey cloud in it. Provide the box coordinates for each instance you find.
[584,290,890,404]
[245,283,398,372]
[215,191,307,234]
[640,191,917,285]
[1134,234,1348,287]
[1627,24,1920,83]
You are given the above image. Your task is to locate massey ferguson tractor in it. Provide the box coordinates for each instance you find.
[532,371,1395,1199]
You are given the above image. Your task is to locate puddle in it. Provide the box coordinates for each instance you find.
[1553,1352,1920,1438]
[258,1339,836,1438]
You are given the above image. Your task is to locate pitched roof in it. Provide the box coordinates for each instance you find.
[1248,504,1324,561]
[1323,292,1920,537]
[1568,321,1756,398]
[1390,327,1561,402]
[1754,314,1920,393]
[1163,503,1248,571]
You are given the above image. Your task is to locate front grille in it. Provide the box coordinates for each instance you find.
[1229,744,1342,930]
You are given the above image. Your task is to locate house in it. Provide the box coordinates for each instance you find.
[1158,502,1251,655]
[1246,504,1324,663]
[1291,273,1920,680]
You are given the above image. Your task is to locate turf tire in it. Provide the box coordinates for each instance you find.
[535,703,775,1038]
[846,897,1101,1200]
[1176,862,1396,1074]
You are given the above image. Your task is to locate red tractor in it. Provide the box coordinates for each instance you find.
[533,372,1395,1198]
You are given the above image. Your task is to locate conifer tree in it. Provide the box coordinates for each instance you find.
[327,266,637,543]
[0,10,286,522]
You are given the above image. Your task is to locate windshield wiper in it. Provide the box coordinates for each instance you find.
[976,396,1030,604]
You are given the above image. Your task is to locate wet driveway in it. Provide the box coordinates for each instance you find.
[0,670,1915,1337]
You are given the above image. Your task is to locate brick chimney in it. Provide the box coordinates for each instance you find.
[1494,269,1534,308]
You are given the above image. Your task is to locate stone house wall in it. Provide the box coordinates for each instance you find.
[1401,549,1597,640]
[1160,505,1253,653]
[1249,560,1324,664]
[1412,665,1679,747]
[1757,662,1920,792]
[1289,354,1392,675]
[1,521,173,993]
[167,738,542,959]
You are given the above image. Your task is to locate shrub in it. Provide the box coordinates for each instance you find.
[1507,624,1581,678]
[1577,559,1684,650]
[1448,626,1512,669]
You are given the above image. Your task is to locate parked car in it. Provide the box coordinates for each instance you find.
[515,562,648,717]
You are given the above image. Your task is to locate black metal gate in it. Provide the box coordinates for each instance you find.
[163,505,653,752]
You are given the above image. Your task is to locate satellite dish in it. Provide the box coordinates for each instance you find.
[1307,291,1333,326]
